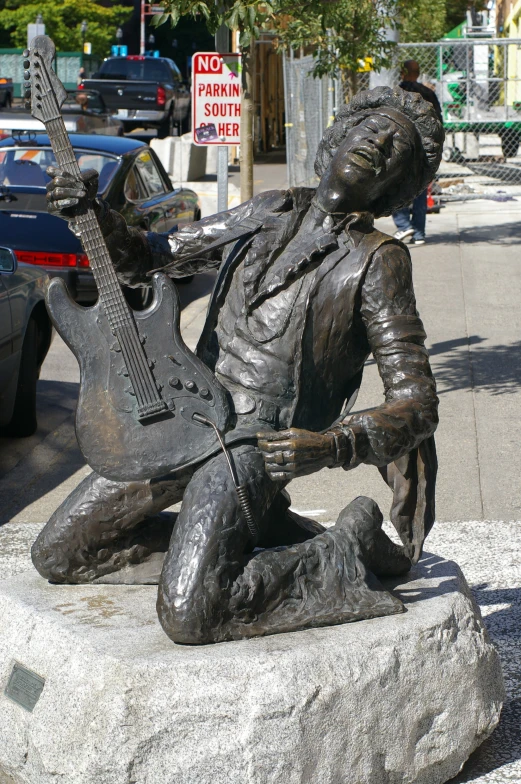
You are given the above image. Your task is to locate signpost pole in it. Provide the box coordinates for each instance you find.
[215,24,228,213]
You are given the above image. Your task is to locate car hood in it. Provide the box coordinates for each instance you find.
[0,196,83,254]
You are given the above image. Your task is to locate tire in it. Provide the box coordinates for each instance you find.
[5,318,39,438]
[157,110,174,139]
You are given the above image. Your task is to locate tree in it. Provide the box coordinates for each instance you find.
[0,0,131,58]
[276,0,400,99]
[152,0,278,201]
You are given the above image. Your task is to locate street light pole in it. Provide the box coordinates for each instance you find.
[140,0,145,55]
[80,20,88,67]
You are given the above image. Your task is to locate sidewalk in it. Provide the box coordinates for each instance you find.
[0,161,520,782]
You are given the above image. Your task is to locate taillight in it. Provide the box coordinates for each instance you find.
[15,250,89,268]
[78,83,85,90]
[127,55,145,61]
[157,85,166,107]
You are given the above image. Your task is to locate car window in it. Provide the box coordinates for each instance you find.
[0,148,119,192]
[124,165,148,202]
[134,151,166,197]
[98,59,171,82]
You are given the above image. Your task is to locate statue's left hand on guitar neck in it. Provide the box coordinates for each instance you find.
[46,165,99,220]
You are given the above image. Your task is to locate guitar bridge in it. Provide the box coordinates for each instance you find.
[138,400,168,421]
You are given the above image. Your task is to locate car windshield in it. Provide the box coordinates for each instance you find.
[0,147,119,192]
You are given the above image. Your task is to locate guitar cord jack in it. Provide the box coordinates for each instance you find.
[192,413,259,543]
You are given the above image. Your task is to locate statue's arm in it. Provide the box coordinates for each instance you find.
[95,196,261,288]
[45,165,289,288]
[336,242,438,469]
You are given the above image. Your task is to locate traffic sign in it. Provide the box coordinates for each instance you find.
[192,52,242,146]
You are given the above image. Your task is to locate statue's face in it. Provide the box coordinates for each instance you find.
[316,108,418,215]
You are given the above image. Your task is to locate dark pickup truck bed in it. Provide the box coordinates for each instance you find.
[82,56,190,138]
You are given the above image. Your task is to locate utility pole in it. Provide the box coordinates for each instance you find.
[215,24,229,212]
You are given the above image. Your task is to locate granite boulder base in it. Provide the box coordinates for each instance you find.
[0,554,504,784]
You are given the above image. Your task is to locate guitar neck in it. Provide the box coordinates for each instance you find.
[45,116,131,331]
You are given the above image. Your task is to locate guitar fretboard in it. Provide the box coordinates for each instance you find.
[46,116,132,332]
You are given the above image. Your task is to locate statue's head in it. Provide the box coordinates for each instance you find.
[314,86,444,217]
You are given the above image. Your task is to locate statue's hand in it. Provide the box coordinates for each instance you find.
[257,428,336,482]
[46,166,99,220]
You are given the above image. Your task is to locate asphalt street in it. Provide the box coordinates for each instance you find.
[0,165,520,783]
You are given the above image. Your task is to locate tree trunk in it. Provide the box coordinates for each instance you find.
[341,68,358,103]
[240,40,254,202]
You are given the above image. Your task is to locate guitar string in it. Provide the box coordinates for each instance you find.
[38,60,166,413]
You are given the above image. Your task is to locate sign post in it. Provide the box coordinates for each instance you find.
[192,52,242,213]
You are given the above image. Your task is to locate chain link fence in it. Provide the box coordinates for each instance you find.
[284,39,521,199]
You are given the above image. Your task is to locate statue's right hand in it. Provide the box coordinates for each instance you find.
[46,166,99,220]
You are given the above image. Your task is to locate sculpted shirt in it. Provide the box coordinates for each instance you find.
[96,187,438,471]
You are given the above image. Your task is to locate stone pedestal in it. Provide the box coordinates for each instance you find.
[0,555,504,784]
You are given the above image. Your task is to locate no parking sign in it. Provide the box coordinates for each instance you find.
[192,52,242,145]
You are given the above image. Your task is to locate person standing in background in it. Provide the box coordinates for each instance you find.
[393,60,443,247]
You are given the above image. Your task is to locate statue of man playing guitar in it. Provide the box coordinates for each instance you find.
[33,86,443,645]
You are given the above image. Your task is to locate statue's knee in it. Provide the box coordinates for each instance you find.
[156,578,218,645]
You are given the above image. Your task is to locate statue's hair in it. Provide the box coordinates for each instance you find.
[314,86,445,216]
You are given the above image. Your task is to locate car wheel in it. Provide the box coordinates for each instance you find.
[157,110,174,139]
[5,318,39,438]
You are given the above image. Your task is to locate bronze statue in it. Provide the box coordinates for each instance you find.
[33,86,443,645]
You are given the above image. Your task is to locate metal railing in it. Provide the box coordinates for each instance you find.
[284,38,521,198]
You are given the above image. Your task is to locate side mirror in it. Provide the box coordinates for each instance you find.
[0,246,16,273]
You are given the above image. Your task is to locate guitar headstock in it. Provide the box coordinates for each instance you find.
[23,36,67,123]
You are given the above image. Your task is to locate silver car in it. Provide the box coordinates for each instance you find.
[0,90,123,138]
[0,247,52,437]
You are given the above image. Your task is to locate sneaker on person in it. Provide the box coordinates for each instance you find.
[411,238,426,246]
[394,228,414,241]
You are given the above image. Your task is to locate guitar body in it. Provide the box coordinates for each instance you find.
[46,272,232,481]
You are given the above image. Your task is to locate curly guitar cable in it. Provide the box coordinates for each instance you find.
[192,413,259,542]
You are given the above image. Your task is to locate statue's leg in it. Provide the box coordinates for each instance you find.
[31,469,191,584]
[157,446,409,645]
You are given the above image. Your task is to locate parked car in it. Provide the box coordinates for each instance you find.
[0,90,123,137]
[82,55,191,138]
[0,78,13,109]
[0,246,52,437]
[0,133,201,305]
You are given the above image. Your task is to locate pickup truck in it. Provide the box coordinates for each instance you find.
[82,55,190,138]
[0,78,13,109]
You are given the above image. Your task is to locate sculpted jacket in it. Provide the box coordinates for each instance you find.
[94,186,439,561]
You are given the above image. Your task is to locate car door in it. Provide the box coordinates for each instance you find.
[131,149,171,232]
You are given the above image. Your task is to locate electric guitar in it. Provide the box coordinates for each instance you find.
[24,36,232,482]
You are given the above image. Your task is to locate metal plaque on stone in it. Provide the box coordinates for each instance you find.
[4,661,45,712]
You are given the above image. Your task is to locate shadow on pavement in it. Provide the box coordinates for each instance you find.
[429,219,521,246]
[434,338,521,395]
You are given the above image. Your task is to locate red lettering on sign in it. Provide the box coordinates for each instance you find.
[204,103,211,117]
[232,123,239,136]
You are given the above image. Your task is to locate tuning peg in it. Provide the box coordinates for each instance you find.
[24,102,31,110]
[24,89,31,99]
[23,60,30,69]
[24,70,30,81]
[23,49,29,57]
